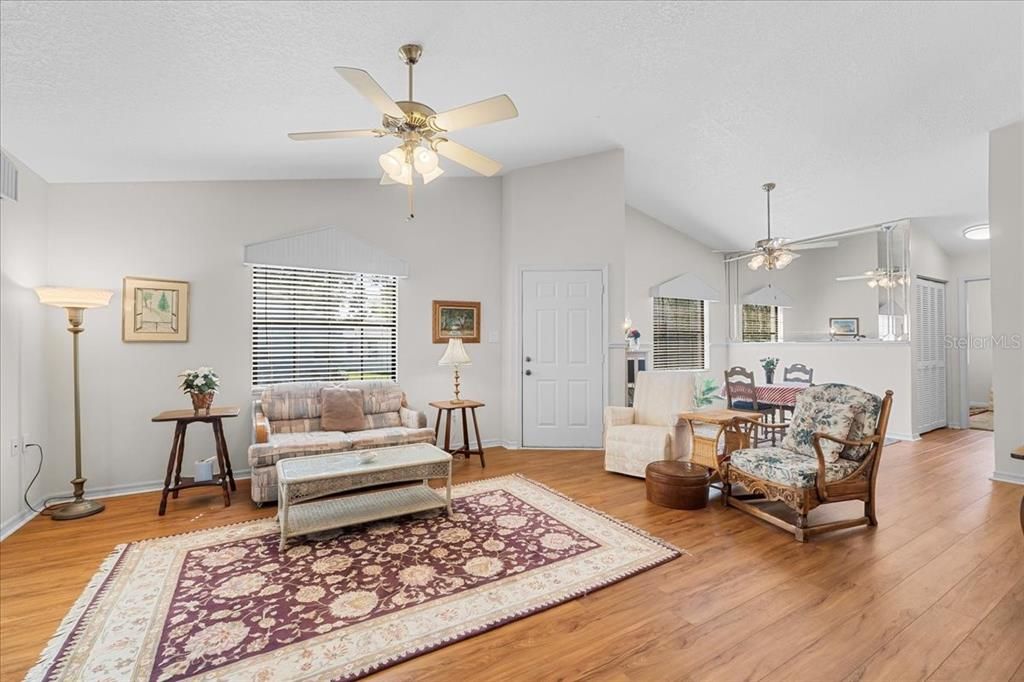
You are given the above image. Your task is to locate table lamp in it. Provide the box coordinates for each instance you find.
[35,286,113,520]
[438,337,472,403]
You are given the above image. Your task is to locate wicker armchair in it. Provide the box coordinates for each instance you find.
[723,384,893,542]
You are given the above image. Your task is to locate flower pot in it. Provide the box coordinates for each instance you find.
[190,391,214,414]
[765,370,775,384]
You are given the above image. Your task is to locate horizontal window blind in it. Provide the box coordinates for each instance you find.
[652,297,706,370]
[252,264,398,386]
[742,304,782,342]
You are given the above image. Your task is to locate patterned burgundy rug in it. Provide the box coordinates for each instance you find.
[30,475,679,681]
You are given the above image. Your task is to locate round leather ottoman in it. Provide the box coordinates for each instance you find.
[645,460,711,510]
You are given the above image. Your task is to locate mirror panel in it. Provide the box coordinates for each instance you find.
[727,220,909,342]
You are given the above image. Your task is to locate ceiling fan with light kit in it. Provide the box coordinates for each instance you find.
[720,182,839,271]
[288,44,519,220]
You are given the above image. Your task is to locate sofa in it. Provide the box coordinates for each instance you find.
[247,379,436,503]
[604,371,694,478]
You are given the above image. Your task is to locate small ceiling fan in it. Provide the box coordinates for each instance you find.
[289,44,519,219]
[720,183,838,271]
[835,269,908,288]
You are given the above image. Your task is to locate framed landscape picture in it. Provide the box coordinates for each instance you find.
[123,277,190,342]
[432,300,481,343]
[829,316,860,337]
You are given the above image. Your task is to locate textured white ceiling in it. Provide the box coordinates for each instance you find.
[2,1,1021,252]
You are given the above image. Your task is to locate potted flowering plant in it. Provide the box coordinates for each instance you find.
[759,357,779,384]
[178,367,220,414]
[625,327,641,350]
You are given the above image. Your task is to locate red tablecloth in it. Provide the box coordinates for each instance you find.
[720,381,809,408]
[754,382,809,407]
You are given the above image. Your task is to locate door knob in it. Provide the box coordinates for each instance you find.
[525,356,532,362]
[524,369,532,376]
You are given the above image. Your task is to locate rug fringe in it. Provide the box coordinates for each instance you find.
[25,543,128,682]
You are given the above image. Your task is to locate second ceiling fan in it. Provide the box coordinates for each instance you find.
[289,44,519,219]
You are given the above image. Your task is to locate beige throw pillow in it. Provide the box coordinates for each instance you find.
[321,388,366,432]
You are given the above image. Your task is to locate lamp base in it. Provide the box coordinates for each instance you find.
[51,498,105,520]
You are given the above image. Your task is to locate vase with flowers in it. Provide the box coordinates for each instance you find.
[760,357,779,384]
[178,367,220,414]
[625,327,641,351]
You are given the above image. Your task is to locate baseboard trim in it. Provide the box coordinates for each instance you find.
[991,470,1024,486]
[887,432,919,442]
[0,470,252,542]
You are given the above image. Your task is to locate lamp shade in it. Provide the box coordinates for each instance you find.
[35,287,113,309]
[438,338,472,367]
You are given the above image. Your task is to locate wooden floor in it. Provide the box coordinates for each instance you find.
[1,428,1022,681]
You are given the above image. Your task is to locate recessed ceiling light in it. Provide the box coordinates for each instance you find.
[963,224,990,240]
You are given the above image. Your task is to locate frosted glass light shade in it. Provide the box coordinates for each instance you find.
[421,166,444,184]
[378,148,405,178]
[413,147,439,173]
[35,287,113,309]
[438,338,472,366]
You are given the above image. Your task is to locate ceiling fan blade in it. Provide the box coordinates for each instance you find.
[431,95,518,132]
[835,275,872,281]
[722,252,758,263]
[288,129,382,141]
[790,240,839,251]
[435,139,502,176]
[334,67,405,119]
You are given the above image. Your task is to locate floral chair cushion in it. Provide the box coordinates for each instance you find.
[729,447,861,488]
[784,383,883,462]
[781,401,861,462]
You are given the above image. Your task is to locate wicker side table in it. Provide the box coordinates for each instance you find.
[678,408,763,483]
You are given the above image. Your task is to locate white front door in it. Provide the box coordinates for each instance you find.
[914,277,948,434]
[521,269,605,448]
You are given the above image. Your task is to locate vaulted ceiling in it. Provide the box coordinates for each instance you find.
[2,1,1020,252]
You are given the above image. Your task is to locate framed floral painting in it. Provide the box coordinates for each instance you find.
[123,277,190,342]
[432,300,480,343]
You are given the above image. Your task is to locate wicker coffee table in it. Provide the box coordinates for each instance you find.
[276,443,453,550]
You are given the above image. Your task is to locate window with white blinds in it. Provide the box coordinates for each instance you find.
[742,304,783,342]
[652,297,706,370]
[251,264,398,387]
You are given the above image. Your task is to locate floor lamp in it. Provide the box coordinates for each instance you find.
[35,287,113,520]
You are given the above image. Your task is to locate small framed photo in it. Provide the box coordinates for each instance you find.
[829,317,860,337]
[432,300,481,343]
[122,277,189,342]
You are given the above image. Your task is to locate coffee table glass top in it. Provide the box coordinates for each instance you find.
[277,443,451,482]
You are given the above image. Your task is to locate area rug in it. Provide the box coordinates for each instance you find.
[30,475,680,681]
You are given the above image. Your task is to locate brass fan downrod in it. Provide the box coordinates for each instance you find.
[399,44,422,101]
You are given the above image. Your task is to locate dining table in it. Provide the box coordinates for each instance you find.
[721,381,810,408]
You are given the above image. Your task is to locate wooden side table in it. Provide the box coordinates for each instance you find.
[678,408,764,483]
[152,406,239,515]
[430,400,486,468]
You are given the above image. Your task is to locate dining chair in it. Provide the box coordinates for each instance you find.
[780,363,814,421]
[783,363,814,384]
[724,366,776,445]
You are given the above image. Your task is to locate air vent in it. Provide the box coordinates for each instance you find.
[0,152,17,201]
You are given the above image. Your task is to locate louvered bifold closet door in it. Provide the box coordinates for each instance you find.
[913,278,947,434]
[652,297,706,371]
[251,265,398,387]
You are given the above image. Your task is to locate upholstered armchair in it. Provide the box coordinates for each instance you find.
[724,383,893,542]
[604,371,694,477]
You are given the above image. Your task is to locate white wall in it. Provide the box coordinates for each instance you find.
[988,121,1024,484]
[965,279,992,406]
[499,149,625,446]
[624,205,728,382]
[726,341,914,440]
[0,152,51,534]
[42,178,504,496]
